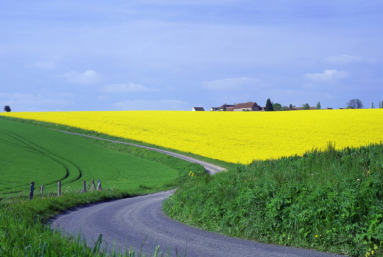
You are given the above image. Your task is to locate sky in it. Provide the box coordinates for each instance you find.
[1,0,382,112]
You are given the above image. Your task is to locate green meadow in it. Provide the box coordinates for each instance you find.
[0,118,207,256]
[0,118,205,197]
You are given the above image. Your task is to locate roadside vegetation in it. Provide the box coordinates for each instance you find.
[164,142,383,257]
[1,189,191,256]
[0,118,208,256]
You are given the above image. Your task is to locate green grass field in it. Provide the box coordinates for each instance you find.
[0,118,205,196]
[164,143,383,257]
[0,118,207,256]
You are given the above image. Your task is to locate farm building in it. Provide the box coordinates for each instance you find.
[219,103,235,111]
[192,107,205,111]
[233,102,263,111]
[210,107,219,111]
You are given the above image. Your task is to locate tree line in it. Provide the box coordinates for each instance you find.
[263,98,382,111]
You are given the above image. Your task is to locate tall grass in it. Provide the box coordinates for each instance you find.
[0,188,189,256]
[164,142,383,256]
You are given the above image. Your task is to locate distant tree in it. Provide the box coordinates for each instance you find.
[346,99,364,109]
[372,102,375,109]
[3,105,11,112]
[272,103,282,111]
[380,101,383,108]
[223,106,227,111]
[265,98,274,111]
[316,101,321,110]
[302,103,310,110]
[281,106,288,111]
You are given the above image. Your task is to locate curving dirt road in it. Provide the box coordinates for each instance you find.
[51,131,342,257]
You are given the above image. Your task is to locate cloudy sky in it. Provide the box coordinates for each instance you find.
[1,0,382,112]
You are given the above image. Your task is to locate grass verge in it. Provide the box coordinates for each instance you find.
[1,188,189,256]
[164,142,383,257]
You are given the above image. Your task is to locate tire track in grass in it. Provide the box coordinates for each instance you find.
[0,129,83,190]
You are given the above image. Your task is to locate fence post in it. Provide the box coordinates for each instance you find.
[29,182,34,200]
[97,180,102,191]
[58,181,61,196]
[92,179,96,190]
[83,180,86,193]
[40,185,44,196]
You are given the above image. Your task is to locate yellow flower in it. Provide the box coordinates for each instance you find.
[315,235,318,238]
[3,109,383,164]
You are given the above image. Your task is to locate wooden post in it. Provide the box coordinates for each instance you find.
[58,181,61,196]
[29,182,34,200]
[40,185,44,196]
[97,180,102,191]
[83,180,86,193]
[91,179,96,190]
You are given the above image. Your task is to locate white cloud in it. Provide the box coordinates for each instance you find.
[63,69,103,84]
[113,99,188,110]
[202,77,267,90]
[322,55,378,65]
[103,83,159,92]
[26,61,55,69]
[0,93,74,106]
[303,69,349,81]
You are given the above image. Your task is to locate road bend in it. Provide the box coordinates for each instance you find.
[51,131,342,257]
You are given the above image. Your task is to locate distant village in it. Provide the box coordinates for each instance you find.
[192,102,334,112]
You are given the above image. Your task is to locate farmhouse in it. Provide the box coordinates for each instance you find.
[219,103,235,111]
[192,107,205,111]
[233,102,262,111]
[210,107,219,111]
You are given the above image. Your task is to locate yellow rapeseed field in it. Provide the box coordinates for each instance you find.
[2,109,383,164]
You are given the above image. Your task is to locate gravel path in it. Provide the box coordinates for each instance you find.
[51,131,343,257]
[51,190,342,257]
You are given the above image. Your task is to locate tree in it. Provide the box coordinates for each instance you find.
[372,102,375,109]
[281,106,288,111]
[223,106,227,111]
[265,98,274,111]
[316,101,321,110]
[3,105,11,112]
[272,102,282,111]
[302,103,310,110]
[380,101,383,108]
[346,99,364,109]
